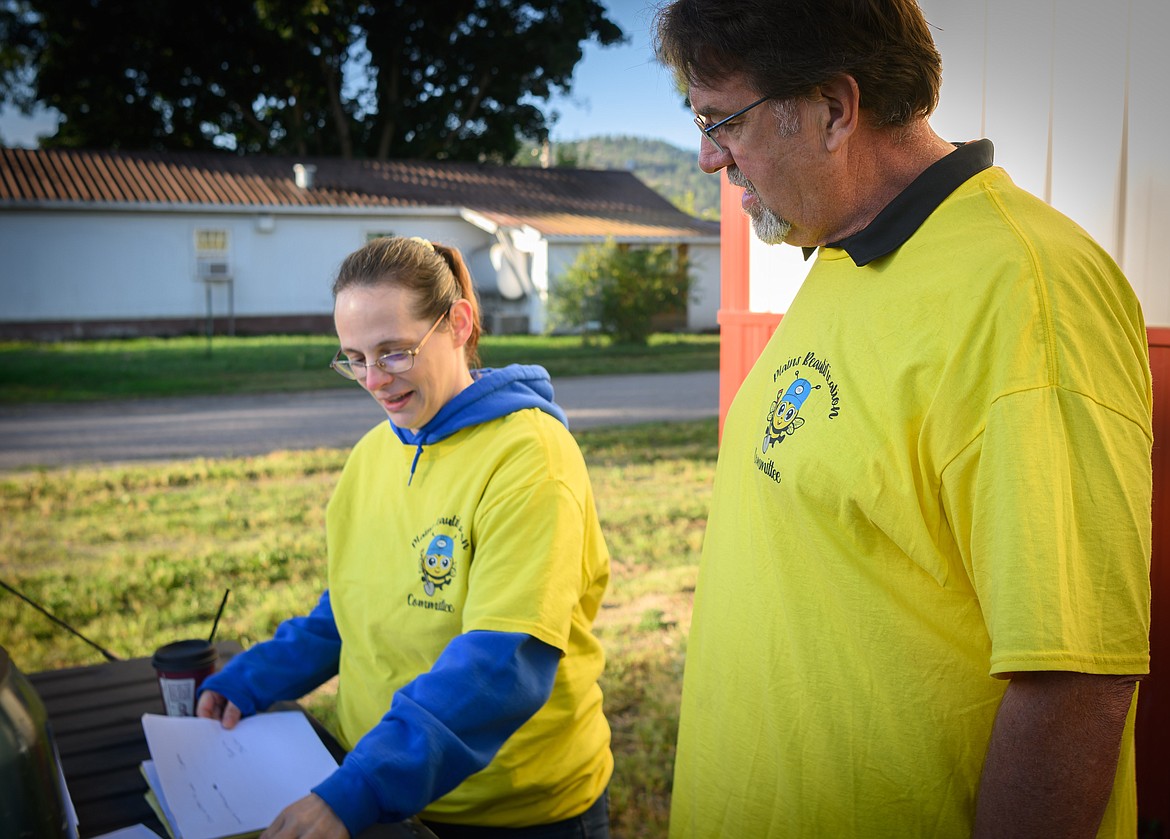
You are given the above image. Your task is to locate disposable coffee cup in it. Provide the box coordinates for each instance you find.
[151,639,218,717]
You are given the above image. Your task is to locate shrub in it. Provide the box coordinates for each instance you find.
[550,240,695,345]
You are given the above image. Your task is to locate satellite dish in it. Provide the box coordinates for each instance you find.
[491,243,526,300]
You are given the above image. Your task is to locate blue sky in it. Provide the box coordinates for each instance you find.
[0,0,698,153]
[543,0,696,149]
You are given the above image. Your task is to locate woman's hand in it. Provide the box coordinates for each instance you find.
[260,794,349,839]
[195,689,244,729]
[194,699,346,836]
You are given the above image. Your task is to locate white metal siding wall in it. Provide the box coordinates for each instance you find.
[2,212,198,320]
[687,243,720,331]
[0,210,489,324]
[925,0,1170,326]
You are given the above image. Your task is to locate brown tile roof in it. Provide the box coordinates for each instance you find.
[0,147,718,240]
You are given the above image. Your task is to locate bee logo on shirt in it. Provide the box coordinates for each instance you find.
[762,375,818,452]
[420,534,456,596]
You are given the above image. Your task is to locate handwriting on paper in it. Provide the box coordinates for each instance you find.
[141,712,338,839]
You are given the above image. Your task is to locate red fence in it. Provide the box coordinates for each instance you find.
[1140,326,1170,830]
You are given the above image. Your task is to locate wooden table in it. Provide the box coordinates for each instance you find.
[28,642,435,839]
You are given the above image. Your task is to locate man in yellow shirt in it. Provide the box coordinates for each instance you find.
[655,1,1153,836]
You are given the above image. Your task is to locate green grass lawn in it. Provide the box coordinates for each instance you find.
[0,419,717,837]
[0,333,719,403]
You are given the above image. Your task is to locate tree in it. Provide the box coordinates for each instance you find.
[550,239,695,346]
[0,0,623,161]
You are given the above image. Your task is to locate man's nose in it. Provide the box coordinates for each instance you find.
[698,140,732,174]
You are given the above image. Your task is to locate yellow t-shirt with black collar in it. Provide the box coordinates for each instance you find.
[671,149,1152,837]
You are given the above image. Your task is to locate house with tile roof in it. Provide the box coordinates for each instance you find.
[0,148,720,339]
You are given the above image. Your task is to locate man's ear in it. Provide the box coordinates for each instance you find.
[448,298,475,348]
[818,73,861,152]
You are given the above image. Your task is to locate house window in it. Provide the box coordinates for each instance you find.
[366,231,395,242]
[195,229,230,255]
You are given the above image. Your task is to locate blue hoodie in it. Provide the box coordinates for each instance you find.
[200,365,569,833]
[393,364,568,484]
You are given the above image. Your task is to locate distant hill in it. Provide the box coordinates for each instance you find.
[514,135,721,220]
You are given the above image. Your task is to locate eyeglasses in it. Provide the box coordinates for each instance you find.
[330,311,448,381]
[694,96,770,154]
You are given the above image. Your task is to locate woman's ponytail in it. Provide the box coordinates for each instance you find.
[432,243,482,367]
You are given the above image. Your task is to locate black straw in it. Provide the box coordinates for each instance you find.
[208,588,230,645]
[0,578,121,662]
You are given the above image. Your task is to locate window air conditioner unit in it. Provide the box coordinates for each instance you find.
[196,259,232,279]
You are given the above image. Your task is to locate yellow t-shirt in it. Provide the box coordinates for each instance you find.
[327,408,612,826]
[670,166,1152,837]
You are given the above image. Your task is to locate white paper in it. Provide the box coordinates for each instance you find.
[141,760,180,835]
[141,711,339,839]
[91,827,164,839]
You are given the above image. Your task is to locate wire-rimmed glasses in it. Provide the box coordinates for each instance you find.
[330,311,448,381]
[694,96,770,154]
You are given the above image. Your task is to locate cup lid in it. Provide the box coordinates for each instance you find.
[151,639,217,671]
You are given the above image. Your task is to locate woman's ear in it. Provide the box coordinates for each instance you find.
[447,298,475,349]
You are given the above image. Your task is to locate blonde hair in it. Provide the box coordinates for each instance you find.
[333,237,482,366]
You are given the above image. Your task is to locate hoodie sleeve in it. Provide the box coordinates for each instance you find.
[198,590,341,716]
[311,630,559,834]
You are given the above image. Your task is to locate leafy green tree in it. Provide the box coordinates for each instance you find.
[550,239,695,346]
[0,0,623,161]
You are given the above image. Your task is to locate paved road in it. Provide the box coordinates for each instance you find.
[0,371,719,470]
